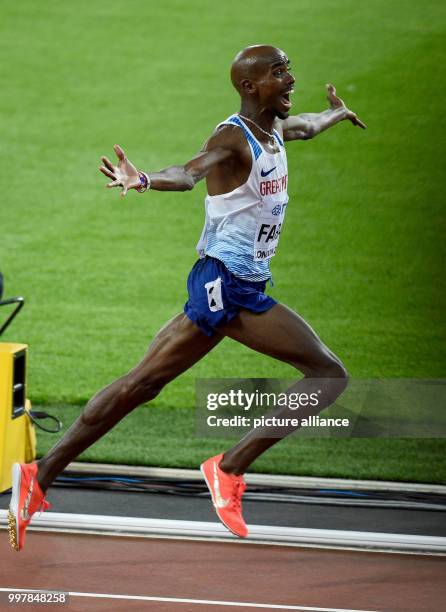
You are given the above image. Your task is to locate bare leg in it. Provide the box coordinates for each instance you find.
[219,303,348,474]
[37,314,222,491]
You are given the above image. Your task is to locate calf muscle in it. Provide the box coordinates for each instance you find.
[37,314,221,491]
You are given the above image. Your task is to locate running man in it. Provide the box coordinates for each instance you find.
[8,45,365,550]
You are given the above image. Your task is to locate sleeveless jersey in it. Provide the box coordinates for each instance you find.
[196,114,289,282]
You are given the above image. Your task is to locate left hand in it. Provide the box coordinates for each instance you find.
[326,83,367,129]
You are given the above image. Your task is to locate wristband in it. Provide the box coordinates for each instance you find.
[136,171,151,193]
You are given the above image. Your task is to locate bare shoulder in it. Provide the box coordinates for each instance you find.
[202,122,252,194]
[203,123,248,154]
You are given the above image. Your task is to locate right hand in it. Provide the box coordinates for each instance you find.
[99,144,141,197]
[326,84,367,129]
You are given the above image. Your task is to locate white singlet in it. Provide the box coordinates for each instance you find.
[196,114,289,282]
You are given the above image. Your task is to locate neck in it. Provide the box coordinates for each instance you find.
[238,102,276,132]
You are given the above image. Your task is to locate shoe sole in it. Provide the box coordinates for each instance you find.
[8,463,22,551]
[200,462,247,539]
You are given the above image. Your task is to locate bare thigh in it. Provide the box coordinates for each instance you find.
[127,312,223,395]
[220,303,345,377]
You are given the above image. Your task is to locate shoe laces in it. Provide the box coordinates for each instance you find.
[231,479,246,512]
[36,499,51,518]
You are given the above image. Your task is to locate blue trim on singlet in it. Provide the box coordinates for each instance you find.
[227,115,263,160]
[273,130,284,147]
[198,113,288,284]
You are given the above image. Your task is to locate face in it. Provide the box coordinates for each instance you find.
[254,51,295,119]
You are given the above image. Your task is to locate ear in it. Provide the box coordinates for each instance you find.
[240,78,256,94]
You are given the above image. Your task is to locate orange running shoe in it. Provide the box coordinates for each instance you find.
[200,453,248,538]
[8,463,51,551]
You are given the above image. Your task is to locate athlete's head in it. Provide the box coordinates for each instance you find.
[231,45,295,119]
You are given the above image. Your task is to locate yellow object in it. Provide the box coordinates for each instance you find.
[0,343,35,492]
[24,399,36,463]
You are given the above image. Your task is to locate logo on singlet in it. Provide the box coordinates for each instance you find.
[272,203,287,216]
[261,166,277,177]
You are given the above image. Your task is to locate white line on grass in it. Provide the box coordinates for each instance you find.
[0,588,380,611]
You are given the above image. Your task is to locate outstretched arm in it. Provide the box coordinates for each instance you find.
[100,143,234,197]
[281,84,366,142]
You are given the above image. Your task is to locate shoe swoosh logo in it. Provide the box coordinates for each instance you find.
[213,463,230,508]
[20,475,33,521]
[261,166,276,177]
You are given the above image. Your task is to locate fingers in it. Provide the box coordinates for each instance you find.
[100,144,133,196]
[326,83,344,109]
[99,166,115,180]
[114,144,126,161]
[326,83,366,129]
[351,115,367,129]
[326,83,337,103]
[101,156,115,173]
[106,178,130,197]
[107,179,121,188]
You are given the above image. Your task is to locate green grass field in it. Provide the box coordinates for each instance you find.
[1,1,445,482]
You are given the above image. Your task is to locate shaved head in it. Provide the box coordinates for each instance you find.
[231,45,289,93]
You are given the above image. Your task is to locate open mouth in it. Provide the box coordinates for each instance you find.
[280,88,294,109]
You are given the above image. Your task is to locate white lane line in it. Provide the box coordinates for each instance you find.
[0,588,380,611]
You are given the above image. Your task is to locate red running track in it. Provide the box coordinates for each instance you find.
[0,531,445,611]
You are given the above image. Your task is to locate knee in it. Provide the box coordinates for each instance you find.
[322,359,349,394]
[302,356,348,398]
[325,359,348,380]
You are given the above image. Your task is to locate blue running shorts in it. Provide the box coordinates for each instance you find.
[184,256,277,337]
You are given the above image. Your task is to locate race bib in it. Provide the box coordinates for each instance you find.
[254,197,289,261]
